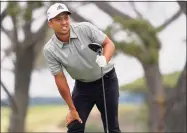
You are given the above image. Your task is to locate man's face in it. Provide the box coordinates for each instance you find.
[48,13,70,35]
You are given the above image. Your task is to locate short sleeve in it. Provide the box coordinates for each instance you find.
[43,48,63,75]
[84,22,106,45]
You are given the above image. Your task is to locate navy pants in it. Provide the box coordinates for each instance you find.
[67,68,121,133]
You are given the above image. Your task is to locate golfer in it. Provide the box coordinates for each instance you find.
[43,3,121,133]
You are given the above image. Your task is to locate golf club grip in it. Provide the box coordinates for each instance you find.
[98,50,102,56]
[101,67,109,133]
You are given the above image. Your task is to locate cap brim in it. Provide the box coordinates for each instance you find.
[62,11,71,15]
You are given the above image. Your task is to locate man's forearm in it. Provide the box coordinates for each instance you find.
[103,43,115,62]
[55,73,76,111]
[102,36,115,62]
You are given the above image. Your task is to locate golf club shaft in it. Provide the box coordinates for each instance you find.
[101,67,109,133]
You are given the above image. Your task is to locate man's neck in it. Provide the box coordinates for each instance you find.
[55,32,70,43]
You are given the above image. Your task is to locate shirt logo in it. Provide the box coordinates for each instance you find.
[57,5,64,10]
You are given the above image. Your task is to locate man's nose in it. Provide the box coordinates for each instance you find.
[60,20,66,25]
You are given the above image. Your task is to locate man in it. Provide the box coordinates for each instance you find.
[43,3,121,133]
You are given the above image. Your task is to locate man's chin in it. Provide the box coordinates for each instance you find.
[59,32,68,35]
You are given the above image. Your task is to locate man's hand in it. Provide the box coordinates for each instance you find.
[66,109,82,127]
[96,55,107,67]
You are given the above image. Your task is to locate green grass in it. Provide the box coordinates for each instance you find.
[1,105,68,132]
[27,105,69,131]
[1,104,148,132]
[120,71,181,92]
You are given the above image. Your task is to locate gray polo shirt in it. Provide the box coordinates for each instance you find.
[43,22,114,82]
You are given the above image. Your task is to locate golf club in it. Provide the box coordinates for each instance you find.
[88,43,109,133]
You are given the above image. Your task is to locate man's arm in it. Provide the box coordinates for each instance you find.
[102,36,115,63]
[43,48,82,125]
[54,72,75,111]
[54,72,82,125]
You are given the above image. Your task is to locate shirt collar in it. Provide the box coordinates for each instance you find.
[53,25,78,48]
[70,25,78,39]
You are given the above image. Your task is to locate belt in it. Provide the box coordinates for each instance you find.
[103,67,115,79]
[76,67,115,85]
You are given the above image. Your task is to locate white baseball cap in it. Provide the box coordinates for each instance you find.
[47,3,71,21]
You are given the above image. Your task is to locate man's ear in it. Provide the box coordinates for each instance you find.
[48,21,52,28]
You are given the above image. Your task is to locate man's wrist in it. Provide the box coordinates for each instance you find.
[103,54,109,63]
[69,107,76,111]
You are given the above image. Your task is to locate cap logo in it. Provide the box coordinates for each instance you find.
[57,5,64,10]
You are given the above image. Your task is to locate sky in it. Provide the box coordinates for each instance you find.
[1,2,186,99]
